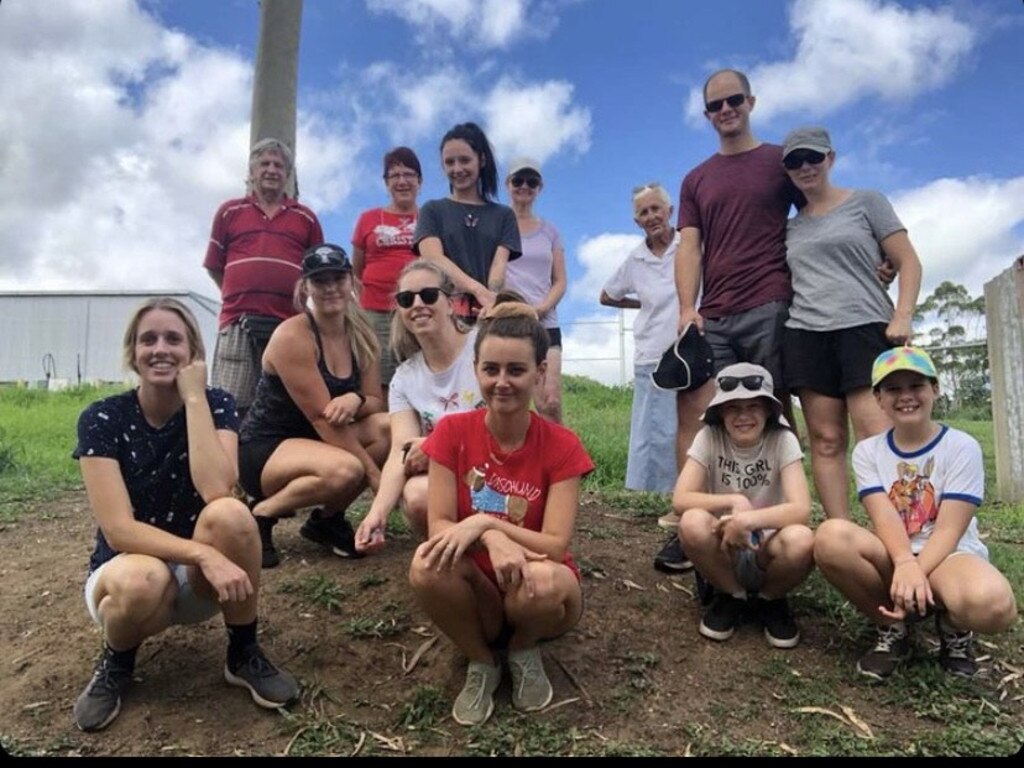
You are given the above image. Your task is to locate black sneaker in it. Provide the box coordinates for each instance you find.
[759,596,800,649]
[299,508,363,559]
[856,623,911,680]
[653,534,693,573]
[256,516,280,569]
[693,569,715,607]
[699,593,744,641]
[937,615,977,678]
[224,643,299,709]
[73,647,134,732]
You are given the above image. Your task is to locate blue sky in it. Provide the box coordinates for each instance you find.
[1,0,1022,384]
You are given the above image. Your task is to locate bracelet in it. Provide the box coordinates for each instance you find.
[351,391,366,407]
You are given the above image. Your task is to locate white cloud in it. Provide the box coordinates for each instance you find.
[569,233,643,303]
[685,0,976,125]
[481,77,592,165]
[0,2,359,295]
[366,0,550,49]
[890,176,1024,299]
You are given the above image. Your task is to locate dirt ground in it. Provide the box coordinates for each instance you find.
[1,490,1021,757]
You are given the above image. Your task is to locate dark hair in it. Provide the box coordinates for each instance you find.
[383,146,422,179]
[440,122,498,202]
[702,69,752,103]
[474,291,549,365]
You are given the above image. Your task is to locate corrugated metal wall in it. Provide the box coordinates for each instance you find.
[0,292,220,384]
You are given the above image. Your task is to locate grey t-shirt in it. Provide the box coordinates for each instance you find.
[413,198,522,286]
[785,189,905,331]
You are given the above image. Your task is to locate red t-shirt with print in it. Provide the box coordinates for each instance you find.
[351,207,418,311]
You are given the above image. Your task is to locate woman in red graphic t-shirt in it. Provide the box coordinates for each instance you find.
[351,146,422,397]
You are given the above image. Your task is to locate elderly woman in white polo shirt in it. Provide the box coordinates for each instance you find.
[600,182,699,573]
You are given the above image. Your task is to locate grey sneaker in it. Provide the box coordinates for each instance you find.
[73,647,134,732]
[937,615,977,678]
[857,623,911,680]
[224,643,299,708]
[451,660,501,726]
[508,647,553,712]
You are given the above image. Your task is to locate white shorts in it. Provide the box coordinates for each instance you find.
[84,558,220,627]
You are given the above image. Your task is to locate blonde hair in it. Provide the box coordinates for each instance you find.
[293,277,380,371]
[122,297,205,374]
[390,259,466,363]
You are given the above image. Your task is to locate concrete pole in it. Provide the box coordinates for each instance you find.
[250,0,302,198]
[983,260,1024,503]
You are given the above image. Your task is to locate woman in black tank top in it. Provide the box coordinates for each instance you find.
[238,244,390,568]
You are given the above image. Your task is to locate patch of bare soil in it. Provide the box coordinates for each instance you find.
[0,491,1020,757]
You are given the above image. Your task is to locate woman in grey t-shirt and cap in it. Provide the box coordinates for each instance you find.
[780,126,923,521]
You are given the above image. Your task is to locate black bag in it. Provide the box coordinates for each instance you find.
[239,314,282,360]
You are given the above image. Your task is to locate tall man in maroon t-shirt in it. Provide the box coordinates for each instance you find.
[204,138,324,416]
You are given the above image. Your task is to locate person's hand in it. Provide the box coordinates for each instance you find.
[403,438,428,477]
[876,258,898,286]
[880,556,933,621]
[473,285,497,314]
[714,512,758,553]
[322,392,362,426]
[884,312,913,345]
[678,306,704,335]
[355,510,387,554]
[196,546,254,604]
[176,360,208,401]
[482,532,548,596]
[418,517,488,571]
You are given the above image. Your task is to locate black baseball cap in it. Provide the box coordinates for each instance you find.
[651,323,715,392]
[301,244,352,278]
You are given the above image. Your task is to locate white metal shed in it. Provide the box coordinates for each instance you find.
[0,290,221,386]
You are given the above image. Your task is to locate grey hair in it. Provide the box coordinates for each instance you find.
[248,137,294,177]
[631,182,672,212]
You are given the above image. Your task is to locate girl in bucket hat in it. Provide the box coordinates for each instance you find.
[671,362,814,649]
[814,346,1017,681]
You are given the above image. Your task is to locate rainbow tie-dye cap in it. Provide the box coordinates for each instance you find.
[871,345,938,388]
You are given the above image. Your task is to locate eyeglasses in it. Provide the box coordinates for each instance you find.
[705,93,747,113]
[782,149,828,170]
[718,374,764,392]
[395,287,448,309]
[510,175,540,189]
[386,171,419,182]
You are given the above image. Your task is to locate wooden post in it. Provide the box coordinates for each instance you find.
[983,259,1024,503]
[250,0,303,198]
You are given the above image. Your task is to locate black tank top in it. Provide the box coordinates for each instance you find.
[240,312,362,442]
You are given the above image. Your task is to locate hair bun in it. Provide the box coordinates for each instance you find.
[481,300,538,321]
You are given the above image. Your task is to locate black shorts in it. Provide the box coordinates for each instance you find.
[546,327,562,349]
[238,437,285,501]
[782,323,892,398]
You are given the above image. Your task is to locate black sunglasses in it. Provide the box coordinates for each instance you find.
[395,287,448,309]
[783,150,828,170]
[705,93,746,113]
[718,374,764,392]
[510,175,540,189]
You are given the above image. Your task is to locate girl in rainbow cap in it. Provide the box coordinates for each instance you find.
[814,346,1017,681]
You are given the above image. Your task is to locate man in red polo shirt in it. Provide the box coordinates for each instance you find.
[204,138,324,416]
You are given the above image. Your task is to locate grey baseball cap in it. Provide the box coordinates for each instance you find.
[782,126,833,158]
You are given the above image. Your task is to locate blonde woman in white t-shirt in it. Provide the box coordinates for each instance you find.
[356,260,483,551]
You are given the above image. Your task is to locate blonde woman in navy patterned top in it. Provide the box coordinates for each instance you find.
[70,298,297,733]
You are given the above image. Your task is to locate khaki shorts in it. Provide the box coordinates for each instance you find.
[365,309,398,385]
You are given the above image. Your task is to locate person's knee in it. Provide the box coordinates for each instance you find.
[101,559,174,617]
[813,518,856,569]
[770,525,815,569]
[323,455,365,495]
[808,424,847,459]
[196,497,257,548]
[678,508,713,549]
[950,580,1018,633]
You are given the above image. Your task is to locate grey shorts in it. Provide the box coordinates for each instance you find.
[84,558,220,627]
[366,309,398,385]
[211,321,261,411]
[703,300,788,387]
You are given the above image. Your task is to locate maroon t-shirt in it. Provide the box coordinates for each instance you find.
[677,143,799,319]
[203,196,324,328]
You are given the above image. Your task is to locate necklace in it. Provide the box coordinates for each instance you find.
[464,210,479,229]
[486,431,523,466]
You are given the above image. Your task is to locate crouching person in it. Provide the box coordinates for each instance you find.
[814,346,1017,680]
[674,363,814,648]
[72,298,297,732]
